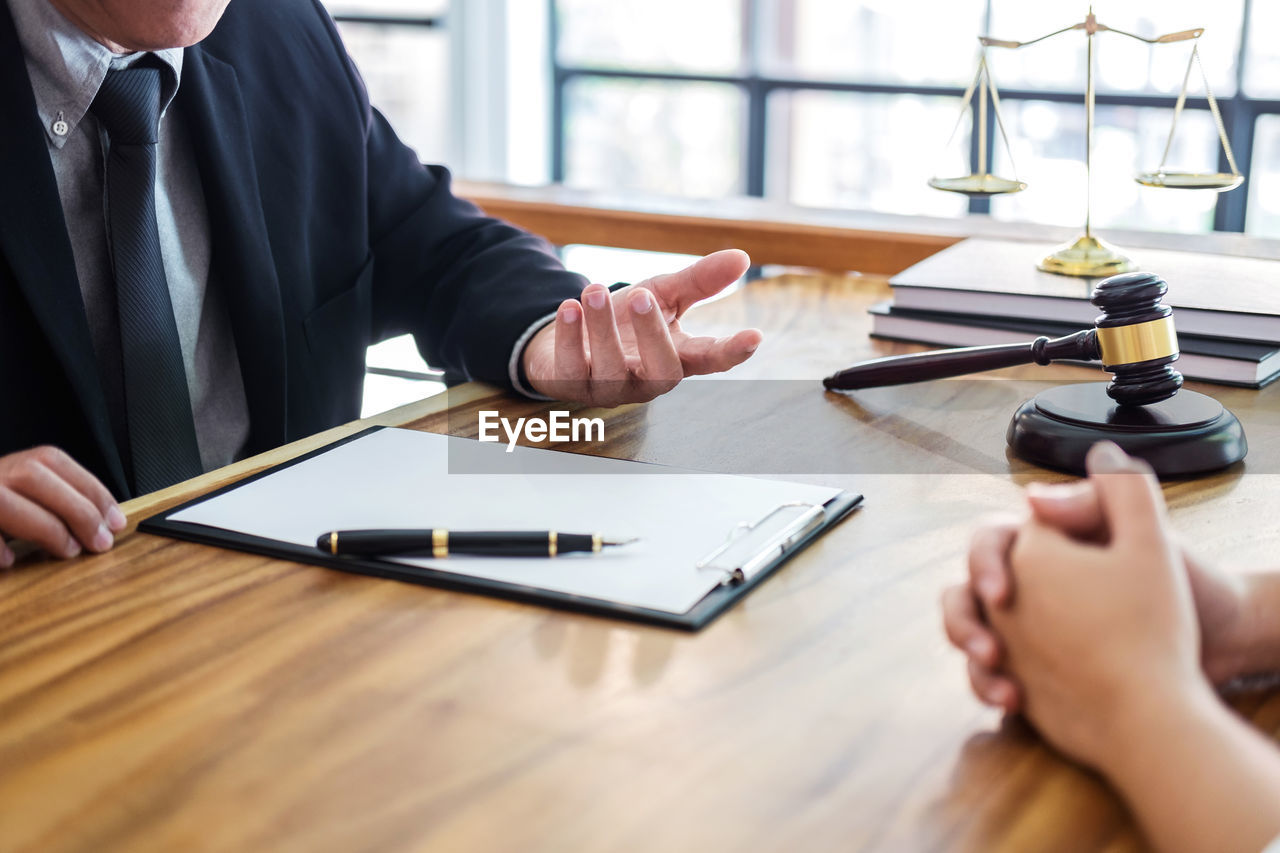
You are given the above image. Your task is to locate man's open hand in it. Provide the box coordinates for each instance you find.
[521,249,763,406]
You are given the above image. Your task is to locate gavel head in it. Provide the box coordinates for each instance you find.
[1090,271,1183,407]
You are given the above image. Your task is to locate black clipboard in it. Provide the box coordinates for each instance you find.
[140,427,863,631]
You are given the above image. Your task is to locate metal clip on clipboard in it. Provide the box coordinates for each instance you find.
[696,502,826,586]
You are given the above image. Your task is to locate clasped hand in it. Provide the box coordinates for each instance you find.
[943,442,1248,765]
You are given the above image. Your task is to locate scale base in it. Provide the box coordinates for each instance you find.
[1007,383,1246,478]
[1037,234,1135,278]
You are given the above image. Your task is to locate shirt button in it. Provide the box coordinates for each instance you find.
[52,114,69,137]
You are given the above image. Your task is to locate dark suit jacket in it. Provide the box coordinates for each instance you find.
[0,0,585,498]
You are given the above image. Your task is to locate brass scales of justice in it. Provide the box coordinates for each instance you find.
[929,6,1244,278]
[822,8,1252,477]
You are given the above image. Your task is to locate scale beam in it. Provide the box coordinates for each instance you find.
[1108,26,1203,44]
[980,24,1204,50]
[979,23,1082,51]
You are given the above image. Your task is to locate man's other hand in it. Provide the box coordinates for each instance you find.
[521,249,764,406]
[0,447,127,565]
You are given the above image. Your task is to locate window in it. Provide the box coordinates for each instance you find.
[551,0,1280,236]
[324,1,451,416]
[324,1,450,164]
[563,78,746,197]
[1247,116,1280,236]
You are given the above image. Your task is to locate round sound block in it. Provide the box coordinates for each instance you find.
[1006,383,1247,477]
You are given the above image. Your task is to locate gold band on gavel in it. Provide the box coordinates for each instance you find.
[432,528,449,558]
[1095,316,1179,367]
[548,531,558,557]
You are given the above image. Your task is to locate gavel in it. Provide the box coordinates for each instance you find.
[823,271,1183,407]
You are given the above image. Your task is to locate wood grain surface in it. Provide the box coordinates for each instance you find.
[457,181,1280,273]
[3,271,1279,853]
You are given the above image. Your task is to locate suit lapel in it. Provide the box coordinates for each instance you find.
[0,2,129,495]
[177,46,288,456]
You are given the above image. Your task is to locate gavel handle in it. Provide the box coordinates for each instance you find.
[823,329,1100,390]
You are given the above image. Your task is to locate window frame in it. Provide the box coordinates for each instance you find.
[548,0,1279,233]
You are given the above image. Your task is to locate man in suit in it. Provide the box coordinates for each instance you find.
[0,0,763,565]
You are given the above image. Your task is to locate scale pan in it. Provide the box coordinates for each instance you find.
[1135,171,1244,192]
[928,174,1027,196]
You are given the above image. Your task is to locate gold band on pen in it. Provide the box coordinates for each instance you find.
[592,533,602,554]
[548,531,558,557]
[330,531,338,555]
[1096,316,1179,366]
[432,528,448,558]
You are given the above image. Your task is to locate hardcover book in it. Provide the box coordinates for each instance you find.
[889,237,1280,344]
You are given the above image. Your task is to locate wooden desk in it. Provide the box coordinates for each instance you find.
[4,272,1279,852]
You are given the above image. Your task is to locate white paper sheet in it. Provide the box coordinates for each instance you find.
[168,428,844,615]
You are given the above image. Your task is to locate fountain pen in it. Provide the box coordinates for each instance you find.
[316,528,638,558]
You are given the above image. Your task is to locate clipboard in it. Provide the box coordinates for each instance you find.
[140,427,863,631]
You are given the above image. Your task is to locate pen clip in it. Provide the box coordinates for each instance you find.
[696,502,825,586]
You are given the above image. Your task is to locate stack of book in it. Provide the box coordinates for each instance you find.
[875,238,1280,388]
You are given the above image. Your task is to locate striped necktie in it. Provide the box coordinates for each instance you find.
[90,61,204,495]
